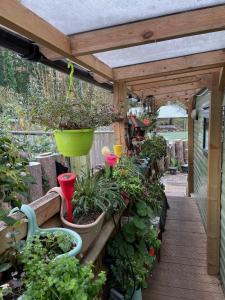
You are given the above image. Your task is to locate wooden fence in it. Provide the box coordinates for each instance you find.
[167,139,188,166]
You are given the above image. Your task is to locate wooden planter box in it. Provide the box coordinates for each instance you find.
[0,192,123,268]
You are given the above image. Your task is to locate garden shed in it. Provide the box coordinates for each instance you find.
[1,0,225,299]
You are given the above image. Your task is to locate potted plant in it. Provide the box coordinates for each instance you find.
[168,158,179,175]
[106,200,160,300]
[28,64,118,157]
[0,225,82,299]
[59,172,125,252]
[140,136,167,163]
[1,229,105,300]
[181,163,188,173]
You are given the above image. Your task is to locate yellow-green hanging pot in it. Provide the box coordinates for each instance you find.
[54,129,94,157]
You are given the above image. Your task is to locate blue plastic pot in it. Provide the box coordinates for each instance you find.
[10,204,82,258]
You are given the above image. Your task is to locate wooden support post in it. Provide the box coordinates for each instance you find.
[207,69,225,275]
[113,82,128,153]
[188,97,195,196]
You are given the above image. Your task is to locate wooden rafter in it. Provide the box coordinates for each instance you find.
[126,68,220,86]
[135,89,196,101]
[133,82,202,97]
[130,77,202,91]
[0,0,113,80]
[113,50,225,81]
[68,5,225,55]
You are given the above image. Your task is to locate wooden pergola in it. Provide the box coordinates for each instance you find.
[1,0,225,275]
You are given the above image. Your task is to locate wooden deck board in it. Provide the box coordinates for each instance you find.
[143,192,225,299]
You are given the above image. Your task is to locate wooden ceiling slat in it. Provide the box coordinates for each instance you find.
[133,82,204,96]
[135,89,197,99]
[113,50,225,81]
[126,68,220,85]
[69,5,225,55]
[129,76,201,90]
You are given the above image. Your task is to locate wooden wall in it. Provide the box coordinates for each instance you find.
[193,93,210,229]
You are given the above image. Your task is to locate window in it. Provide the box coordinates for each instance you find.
[203,118,209,152]
[202,107,209,155]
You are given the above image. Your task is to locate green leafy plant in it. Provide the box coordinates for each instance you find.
[113,158,144,200]
[170,157,181,169]
[107,203,160,299]
[140,136,167,162]
[144,180,166,216]
[73,172,125,220]
[21,233,106,300]
[23,232,74,261]
[0,231,77,299]
[0,132,34,211]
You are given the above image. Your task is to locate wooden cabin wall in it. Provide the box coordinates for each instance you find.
[193,93,210,229]
[219,95,225,289]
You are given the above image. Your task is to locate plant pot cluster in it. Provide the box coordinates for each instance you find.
[102,155,167,299]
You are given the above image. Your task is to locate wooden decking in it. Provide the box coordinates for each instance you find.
[143,177,225,300]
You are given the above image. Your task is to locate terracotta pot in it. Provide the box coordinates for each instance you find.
[60,200,105,253]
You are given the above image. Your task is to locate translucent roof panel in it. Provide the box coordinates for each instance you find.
[21,0,225,35]
[95,31,225,68]
[157,105,188,119]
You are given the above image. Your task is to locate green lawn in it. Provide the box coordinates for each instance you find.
[158,131,188,141]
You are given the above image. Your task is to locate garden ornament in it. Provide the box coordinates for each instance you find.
[58,173,76,223]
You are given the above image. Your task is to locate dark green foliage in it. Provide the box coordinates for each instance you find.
[107,199,160,299]
[113,157,144,200]
[0,132,34,211]
[0,48,34,96]
[141,136,167,162]
[144,180,166,216]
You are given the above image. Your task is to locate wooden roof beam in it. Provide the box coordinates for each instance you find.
[128,76,201,90]
[0,0,113,80]
[130,76,202,91]
[126,68,220,86]
[113,50,225,81]
[69,5,225,55]
[135,89,197,100]
[133,82,203,96]
[129,74,213,90]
